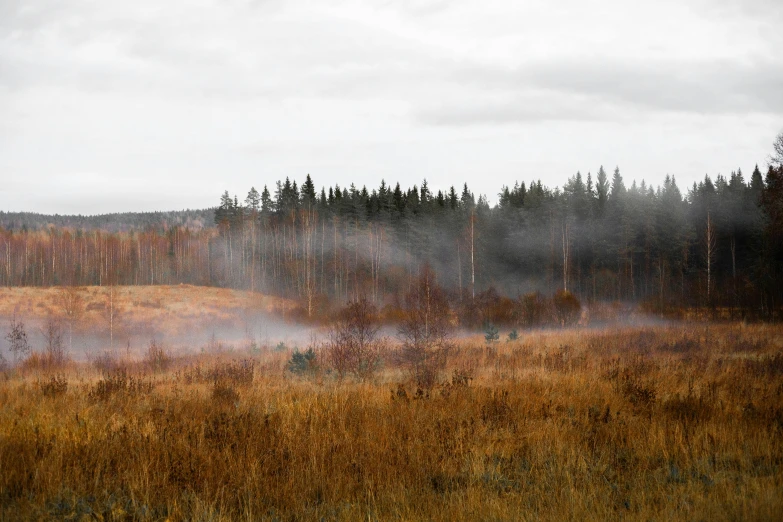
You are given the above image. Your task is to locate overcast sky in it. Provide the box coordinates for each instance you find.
[1,0,781,214]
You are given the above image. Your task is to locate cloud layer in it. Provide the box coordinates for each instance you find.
[1,0,781,213]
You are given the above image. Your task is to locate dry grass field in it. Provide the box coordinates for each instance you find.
[1,318,782,521]
[0,285,294,337]
[0,286,297,360]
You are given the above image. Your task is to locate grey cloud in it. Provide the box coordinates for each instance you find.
[376,0,455,16]
[697,0,783,21]
[0,0,68,37]
[0,1,445,104]
[419,56,783,126]
[519,59,783,114]
[2,0,781,214]
[417,95,622,126]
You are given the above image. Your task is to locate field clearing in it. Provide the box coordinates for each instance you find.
[1,323,782,520]
[0,285,296,344]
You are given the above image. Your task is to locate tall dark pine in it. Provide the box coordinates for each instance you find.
[761,164,783,317]
[301,174,317,206]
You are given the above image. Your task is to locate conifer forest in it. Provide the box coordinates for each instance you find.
[2,162,782,321]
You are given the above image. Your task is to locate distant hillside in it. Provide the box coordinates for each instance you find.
[0,209,216,232]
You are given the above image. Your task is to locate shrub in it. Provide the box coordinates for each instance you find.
[6,316,31,364]
[553,290,581,326]
[88,370,152,401]
[507,329,519,342]
[397,266,453,390]
[212,359,255,387]
[620,373,657,410]
[41,317,67,368]
[519,292,551,328]
[144,339,170,372]
[92,351,121,375]
[40,374,68,398]
[326,298,383,381]
[179,359,255,386]
[475,288,518,326]
[451,367,474,387]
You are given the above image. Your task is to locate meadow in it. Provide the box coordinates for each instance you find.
[1,316,782,521]
[0,285,294,342]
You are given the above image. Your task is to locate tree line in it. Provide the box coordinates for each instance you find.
[0,209,213,233]
[2,136,782,321]
[205,162,782,319]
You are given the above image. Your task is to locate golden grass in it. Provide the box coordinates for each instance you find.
[1,323,783,521]
[0,285,295,338]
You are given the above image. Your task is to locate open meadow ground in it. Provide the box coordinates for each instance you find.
[1,321,782,521]
[0,285,292,335]
[0,285,294,335]
[0,285,297,358]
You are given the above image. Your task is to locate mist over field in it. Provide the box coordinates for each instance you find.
[0,286,327,363]
[3,160,783,324]
[3,0,783,519]
[2,151,782,369]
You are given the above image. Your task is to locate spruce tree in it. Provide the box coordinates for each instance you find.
[596,166,609,216]
[260,186,273,213]
[301,174,317,205]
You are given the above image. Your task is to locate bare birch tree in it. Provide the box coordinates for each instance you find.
[56,286,84,353]
[704,211,717,305]
[41,316,66,367]
[562,219,570,292]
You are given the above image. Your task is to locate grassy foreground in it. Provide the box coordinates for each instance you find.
[1,324,782,521]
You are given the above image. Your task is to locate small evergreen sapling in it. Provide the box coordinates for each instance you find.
[287,348,318,376]
[484,322,499,344]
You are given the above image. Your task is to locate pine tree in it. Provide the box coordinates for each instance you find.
[596,166,609,216]
[245,187,261,213]
[610,167,626,200]
[301,174,317,206]
[448,186,459,210]
[750,165,764,203]
[586,172,594,200]
[460,183,474,209]
[260,186,273,213]
[420,179,430,204]
[215,191,233,229]
[393,183,404,213]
